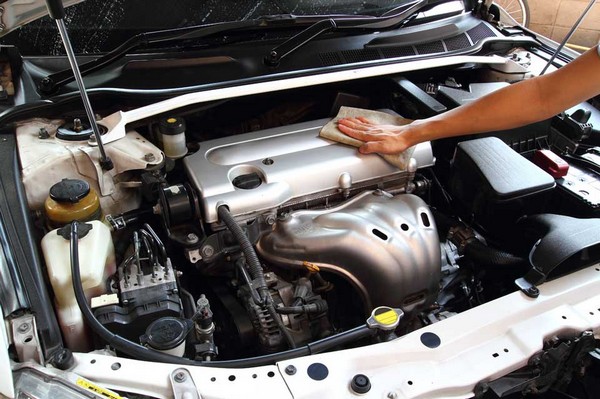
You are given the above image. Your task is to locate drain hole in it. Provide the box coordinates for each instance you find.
[420,212,430,227]
[492,353,499,358]
[400,224,409,231]
[372,228,388,241]
[229,375,236,381]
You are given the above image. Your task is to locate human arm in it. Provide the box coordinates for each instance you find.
[337,46,600,154]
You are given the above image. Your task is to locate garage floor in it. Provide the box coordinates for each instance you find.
[528,0,600,48]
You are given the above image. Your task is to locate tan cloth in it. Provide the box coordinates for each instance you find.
[319,106,414,169]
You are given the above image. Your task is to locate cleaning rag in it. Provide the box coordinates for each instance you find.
[319,106,414,169]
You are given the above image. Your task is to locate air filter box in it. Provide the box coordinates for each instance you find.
[450,137,555,232]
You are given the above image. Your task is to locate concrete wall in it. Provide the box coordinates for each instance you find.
[528,0,600,48]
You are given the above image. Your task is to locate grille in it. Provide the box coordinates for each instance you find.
[340,49,382,63]
[415,40,445,55]
[320,52,343,66]
[466,23,496,44]
[380,46,416,58]
[318,24,495,67]
[444,33,472,51]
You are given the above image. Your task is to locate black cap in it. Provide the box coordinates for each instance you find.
[350,374,371,394]
[140,317,190,351]
[49,179,90,203]
[159,117,186,136]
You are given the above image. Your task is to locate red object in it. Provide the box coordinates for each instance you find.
[533,150,569,179]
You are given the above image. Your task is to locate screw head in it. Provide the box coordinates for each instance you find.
[17,323,31,334]
[174,371,187,383]
[186,233,199,244]
[285,365,296,375]
[387,393,397,399]
[144,153,156,162]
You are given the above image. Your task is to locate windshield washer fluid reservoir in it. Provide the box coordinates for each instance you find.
[41,221,115,352]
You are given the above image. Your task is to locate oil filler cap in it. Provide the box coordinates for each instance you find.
[49,179,90,203]
[366,306,404,331]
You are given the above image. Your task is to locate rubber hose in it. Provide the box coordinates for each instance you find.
[70,221,374,368]
[217,205,268,300]
[463,239,526,269]
[276,300,329,315]
[217,206,296,348]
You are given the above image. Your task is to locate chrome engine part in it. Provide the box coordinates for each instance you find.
[184,116,434,223]
[257,191,441,314]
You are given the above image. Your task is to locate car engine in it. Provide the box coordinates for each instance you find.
[14,54,600,364]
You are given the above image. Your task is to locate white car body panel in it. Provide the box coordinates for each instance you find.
[69,263,600,399]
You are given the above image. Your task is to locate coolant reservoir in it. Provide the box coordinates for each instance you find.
[41,221,115,352]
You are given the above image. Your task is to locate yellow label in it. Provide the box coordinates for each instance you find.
[167,117,177,123]
[76,378,123,399]
[373,309,398,326]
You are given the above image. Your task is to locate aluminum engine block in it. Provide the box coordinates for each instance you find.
[183,116,434,223]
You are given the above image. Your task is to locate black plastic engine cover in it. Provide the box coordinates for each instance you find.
[450,137,555,232]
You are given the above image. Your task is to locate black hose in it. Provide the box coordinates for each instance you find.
[217,205,296,349]
[217,206,267,299]
[72,221,358,367]
[235,258,263,305]
[276,300,329,315]
[180,288,197,319]
[463,239,526,269]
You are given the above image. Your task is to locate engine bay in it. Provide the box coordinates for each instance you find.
[11,44,600,370]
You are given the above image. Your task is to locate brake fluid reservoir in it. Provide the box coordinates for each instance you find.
[44,179,101,227]
[41,221,115,352]
[159,116,187,159]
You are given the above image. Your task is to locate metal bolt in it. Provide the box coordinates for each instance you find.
[266,214,276,225]
[17,323,31,334]
[89,134,97,143]
[285,365,296,375]
[387,393,397,399]
[174,372,187,383]
[38,128,50,139]
[144,153,156,162]
[201,245,215,258]
[186,233,199,244]
[73,118,83,132]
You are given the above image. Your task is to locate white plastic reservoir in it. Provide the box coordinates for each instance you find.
[41,221,115,352]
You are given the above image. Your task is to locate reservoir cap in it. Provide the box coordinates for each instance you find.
[49,179,90,203]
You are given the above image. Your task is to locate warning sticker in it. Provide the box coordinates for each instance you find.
[76,378,123,399]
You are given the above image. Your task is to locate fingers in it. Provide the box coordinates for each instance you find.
[359,141,385,154]
[356,116,374,125]
[337,118,369,131]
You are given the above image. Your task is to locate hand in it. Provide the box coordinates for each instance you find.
[337,117,413,155]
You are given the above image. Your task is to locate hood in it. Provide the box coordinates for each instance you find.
[0,0,83,37]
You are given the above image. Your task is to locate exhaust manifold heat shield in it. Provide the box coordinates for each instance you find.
[257,191,441,314]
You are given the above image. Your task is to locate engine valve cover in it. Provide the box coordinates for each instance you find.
[257,191,441,314]
[184,117,434,223]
